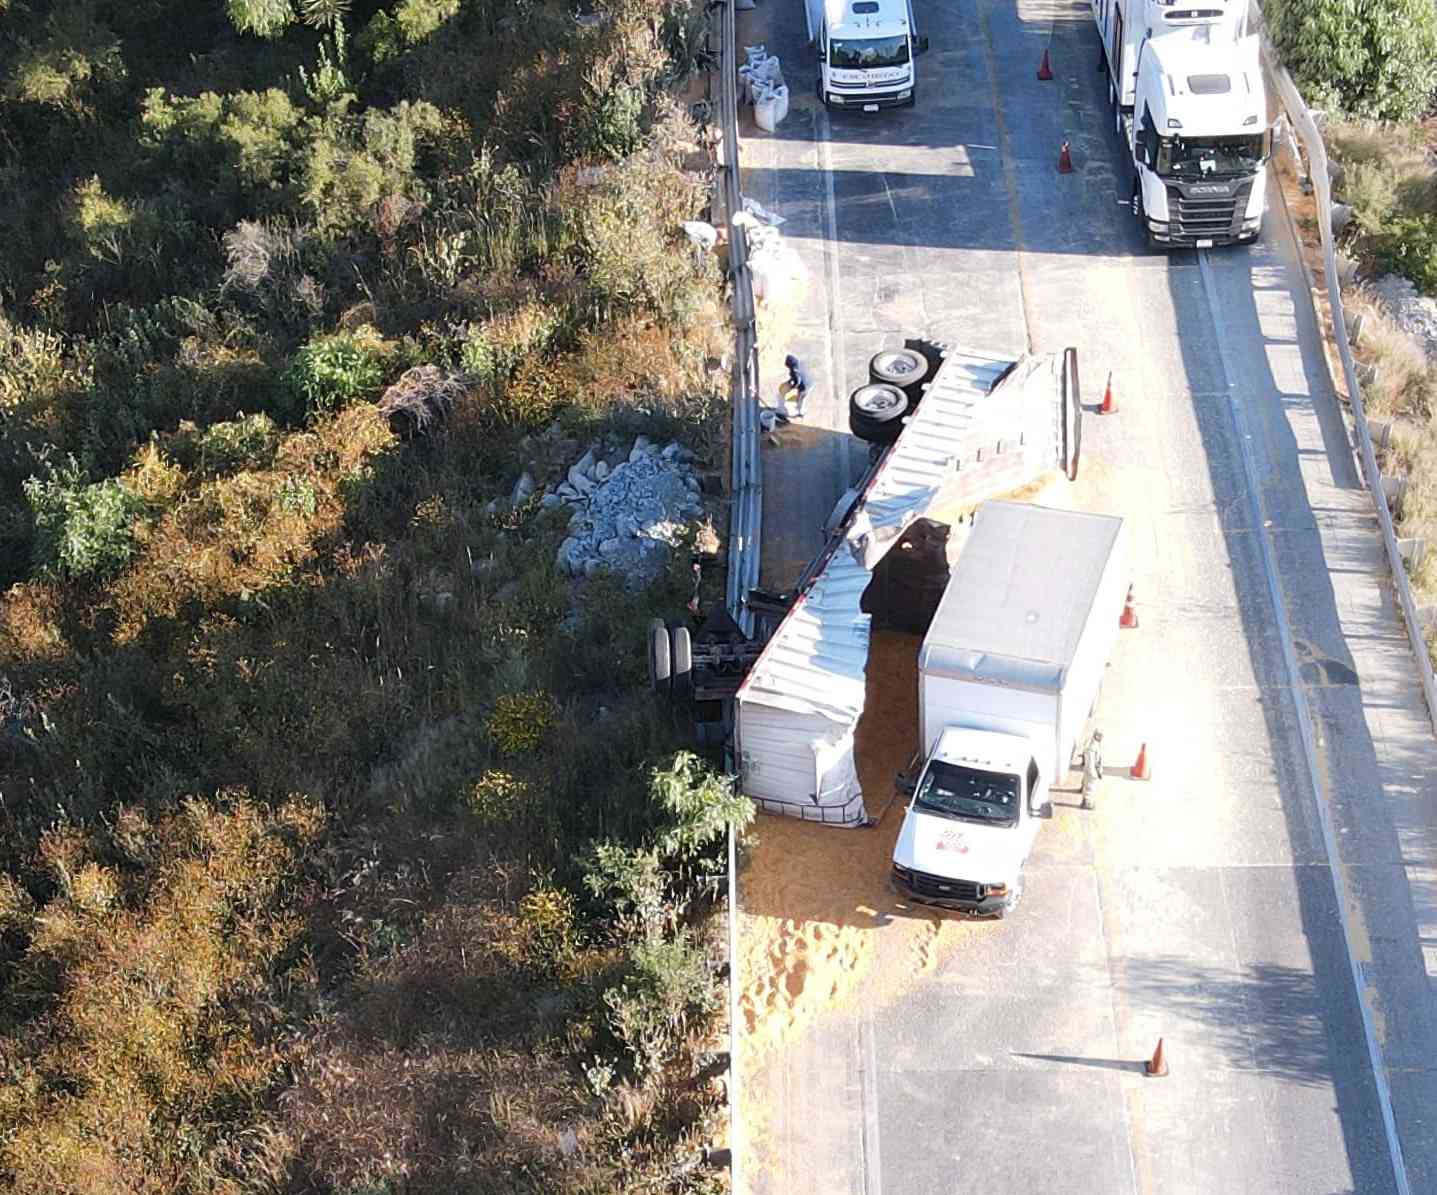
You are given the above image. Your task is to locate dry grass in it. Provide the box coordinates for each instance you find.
[1344,286,1437,421]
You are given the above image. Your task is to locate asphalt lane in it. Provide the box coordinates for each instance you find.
[737,0,1437,1190]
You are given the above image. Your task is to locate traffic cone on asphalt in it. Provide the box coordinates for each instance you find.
[1145,1038,1169,1077]
[1119,584,1138,629]
[1037,48,1054,80]
[1132,742,1151,780]
[1099,371,1117,414]
[1058,141,1074,173]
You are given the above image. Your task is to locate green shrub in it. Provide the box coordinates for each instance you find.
[139,88,305,221]
[23,458,144,580]
[278,327,386,421]
[602,931,717,1079]
[172,413,281,475]
[486,690,558,756]
[1373,216,1437,294]
[299,100,449,235]
[275,474,318,515]
[1267,0,1437,121]
[359,0,460,64]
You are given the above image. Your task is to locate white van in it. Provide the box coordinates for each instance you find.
[809,0,928,110]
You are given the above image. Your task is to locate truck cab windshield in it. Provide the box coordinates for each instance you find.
[915,761,1019,825]
[1156,133,1265,179]
[829,35,910,69]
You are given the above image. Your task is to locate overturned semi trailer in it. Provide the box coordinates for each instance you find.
[733,346,1081,824]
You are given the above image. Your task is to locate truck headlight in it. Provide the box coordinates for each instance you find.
[897,89,912,99]
[984,882,1009,899]
[831,95,845,104]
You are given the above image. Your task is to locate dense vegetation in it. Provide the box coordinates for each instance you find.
[0,1,752,1191]
[1266,0,1437,124]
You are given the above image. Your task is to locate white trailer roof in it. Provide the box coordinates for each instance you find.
[737,546,871,726]
[922,501,1123,691]
[737,347,1016,723]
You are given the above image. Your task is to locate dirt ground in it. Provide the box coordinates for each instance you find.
[735,472,1081,1069]
[735,631,980,1064]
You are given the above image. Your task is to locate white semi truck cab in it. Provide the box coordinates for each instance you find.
[891,502,1128,916]
[809,0,927,111]
[1128,35,1270,246]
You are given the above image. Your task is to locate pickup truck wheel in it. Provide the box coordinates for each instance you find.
[670,625,693,702]
[648,619,671,695]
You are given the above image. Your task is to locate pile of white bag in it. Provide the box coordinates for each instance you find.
[735,203,801,304]
[740,45,790,132]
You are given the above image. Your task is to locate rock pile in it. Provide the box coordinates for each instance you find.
[1373,273,1437,361]
[545,435,705,586]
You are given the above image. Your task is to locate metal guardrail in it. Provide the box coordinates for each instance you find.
[713,0,761,1189]
[718,11,761,641]
[1260,46,1437,737]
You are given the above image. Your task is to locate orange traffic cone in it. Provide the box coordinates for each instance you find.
[1037,48,1054,81]
[1145,1037,1169,1077]
[1119,584,1138,629]
[1100,371,1117,414]
[1058,141,1074,174]
[1132,742,1151,780]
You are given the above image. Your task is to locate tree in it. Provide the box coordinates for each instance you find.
[1266,0,1437,122]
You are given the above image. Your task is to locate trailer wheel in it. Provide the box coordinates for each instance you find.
[868,348,928,391]
[671,625,693,703]
[848,383,910,444]
[648,618,671,695]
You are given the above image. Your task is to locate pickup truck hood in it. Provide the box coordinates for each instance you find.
[894,808,1028,885]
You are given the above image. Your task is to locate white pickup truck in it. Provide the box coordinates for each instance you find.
[891,501,1128,915]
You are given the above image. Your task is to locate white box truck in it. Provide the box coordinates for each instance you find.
[891,502,1127,915]
[807,0,928,111]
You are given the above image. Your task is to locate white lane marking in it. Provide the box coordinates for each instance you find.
[815,105,849,412]
[859,1013,884,1195]
[1197,247,1411,1195]
[814,105,865,492]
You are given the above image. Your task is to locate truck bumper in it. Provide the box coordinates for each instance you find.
[890,867,1011,916]
[1146,215,1262,248]
[824,87,915,110]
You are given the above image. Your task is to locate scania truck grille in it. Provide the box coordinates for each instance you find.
[1164,180,1254,241]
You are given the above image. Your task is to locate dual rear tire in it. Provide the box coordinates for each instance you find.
[648,619,693,701]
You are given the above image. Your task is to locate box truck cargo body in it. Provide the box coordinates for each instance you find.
[892,502,1127,914]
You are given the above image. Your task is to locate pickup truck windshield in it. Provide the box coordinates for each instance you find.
[915,761,1019,825]
[1157,133,1265,179]
[829,35,910,69]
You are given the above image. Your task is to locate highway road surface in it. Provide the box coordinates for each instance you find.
[733,0,1437,1191]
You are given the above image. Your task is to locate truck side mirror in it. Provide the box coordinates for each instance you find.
[896,769,918,797]
[917,35,930,54]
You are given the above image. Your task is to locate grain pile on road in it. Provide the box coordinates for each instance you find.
[736,631,978,1063]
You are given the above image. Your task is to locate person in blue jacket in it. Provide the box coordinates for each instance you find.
[781,353,809,419]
